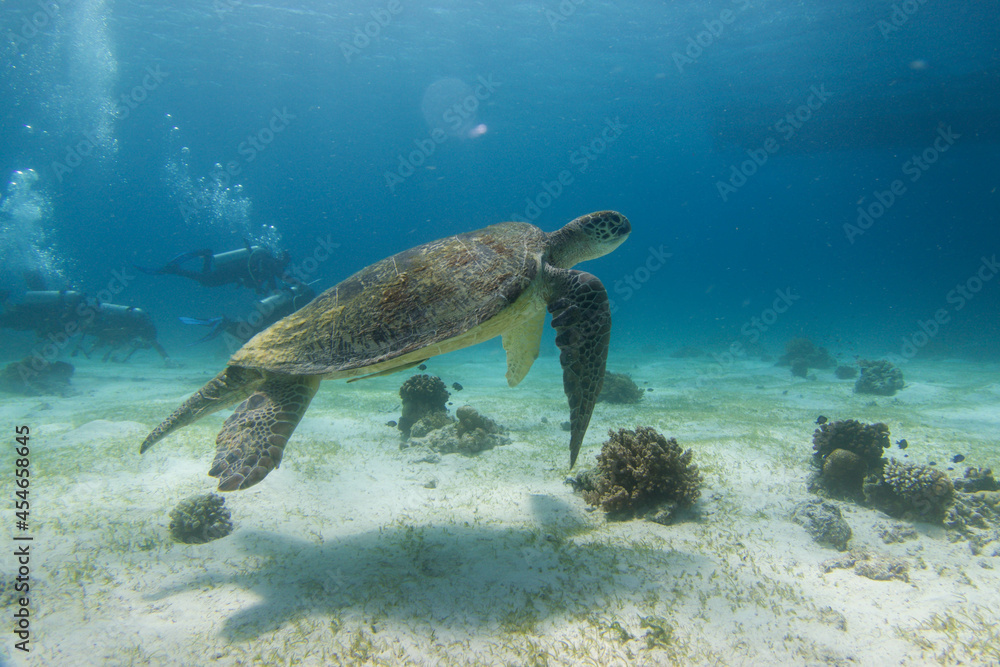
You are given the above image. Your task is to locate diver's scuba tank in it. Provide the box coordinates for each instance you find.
[22,290,87,307]
[96,303,149,322]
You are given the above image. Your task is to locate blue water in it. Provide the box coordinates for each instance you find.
[2,0,999,363]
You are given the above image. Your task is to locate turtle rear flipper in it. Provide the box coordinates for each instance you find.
[546,267,611,468]
[502,310,544,387]
[209,374,321,491]
[140,366,264,454]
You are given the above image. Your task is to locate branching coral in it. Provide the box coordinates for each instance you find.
[580,427,702,516]
[398,374,450,437]
[834,365,857,380]
[778,337,835,372]
[406,405,510,455]
[854,359,905,396]
[812,420,890,468]
[945,468,1000,548]
[597,371,644,404]
[863,459,955,523]
[790,358,810,378]
[168,493,233,544]
[945,493,1000,533]
[953,467,998,493]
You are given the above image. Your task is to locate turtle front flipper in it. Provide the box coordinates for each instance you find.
[208,373,321,491]
[140,366,265,454]
[545,267,611,467]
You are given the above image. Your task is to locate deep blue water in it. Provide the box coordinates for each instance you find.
[2,0,999,364]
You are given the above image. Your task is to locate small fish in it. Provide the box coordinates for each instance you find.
[418,364,427,371]
[386,420,397,427]
[452,382,463,391]
[816,415,828,425]
[929,461,937,466]
[952,454,965,463]
[896,439,908,449]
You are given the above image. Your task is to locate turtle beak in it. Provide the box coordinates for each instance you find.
[603,211,631,249]
[615,213,631,239]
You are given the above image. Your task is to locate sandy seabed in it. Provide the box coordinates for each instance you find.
[2,342,999,666]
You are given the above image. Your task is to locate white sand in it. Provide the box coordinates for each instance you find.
[3,344,999,666]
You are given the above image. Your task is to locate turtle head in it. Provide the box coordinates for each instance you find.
[547,211,631,268]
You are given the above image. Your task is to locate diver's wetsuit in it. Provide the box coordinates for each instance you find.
[139,244,291,294]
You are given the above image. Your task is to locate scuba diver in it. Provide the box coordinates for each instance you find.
[73,302,174,364]
[179,282,317,347]
[137,240,291,295]
[0,290,175,365]
[0,289,90,339]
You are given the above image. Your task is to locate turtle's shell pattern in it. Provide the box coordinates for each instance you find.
[229,222,547,375]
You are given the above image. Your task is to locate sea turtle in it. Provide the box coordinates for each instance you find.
[140,210,631,491]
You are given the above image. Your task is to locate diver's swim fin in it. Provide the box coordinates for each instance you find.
[179,316,226,345]
[136,250,214,276]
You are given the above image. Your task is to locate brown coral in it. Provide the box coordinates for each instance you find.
[582,427,702,516]
[398,374,450,437]
[407,405,510,455]
[168,493,233,544]
[812,419,890,469]
[778,337,835,371]
[854,359,905,396]
[864,459,955,523]
[953,467,998,493]
[598,371,645,404]
[816,448,869,500]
